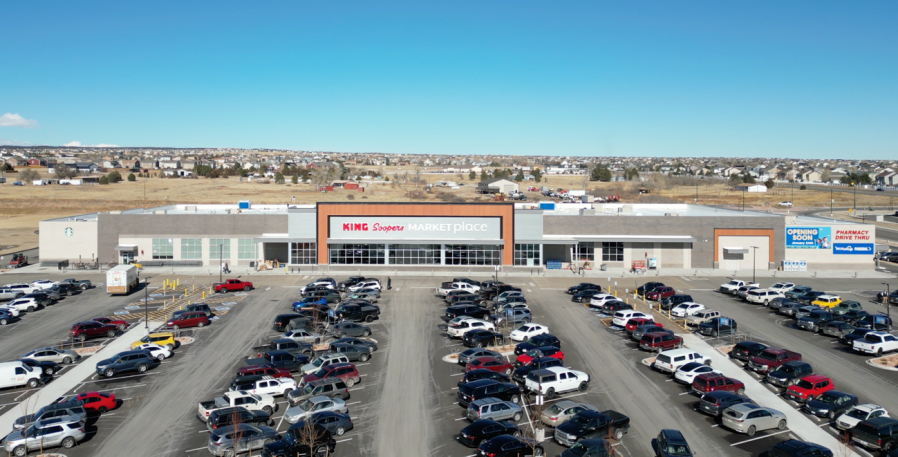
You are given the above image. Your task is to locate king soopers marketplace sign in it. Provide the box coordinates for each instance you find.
[330,216,501,240]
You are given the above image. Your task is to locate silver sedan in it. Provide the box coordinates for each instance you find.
[721,404,787,436]
[20,347,80,364]
[539,401,597,427]
[284,396,348,424]
[283,329,322,344]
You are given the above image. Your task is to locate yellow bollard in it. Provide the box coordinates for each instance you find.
[613,291,617,297]
[177,278,180,287]
[202,291,205,299]
[184,289,187,297]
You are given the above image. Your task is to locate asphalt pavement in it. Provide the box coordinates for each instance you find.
[3,271,898,457]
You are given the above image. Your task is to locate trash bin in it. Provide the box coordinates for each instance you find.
[600,264,607,271]
[249,261,256,268]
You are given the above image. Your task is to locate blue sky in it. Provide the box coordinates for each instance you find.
[1,1,896,159]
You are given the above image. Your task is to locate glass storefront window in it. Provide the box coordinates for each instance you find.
[237,239,257,260]
[514,244,540,266]
[445,244,501,266]
[389,244,441,265]
[152,238,173,260]
[180,239,202,260]
[574,242,595,261]
[290,242,317,264]
[329,244,386,265]
[602,242,624,262]
[209,239,231,260]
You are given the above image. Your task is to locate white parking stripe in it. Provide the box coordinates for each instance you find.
[729,430,790,446]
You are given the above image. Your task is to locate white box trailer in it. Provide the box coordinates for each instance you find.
[106,265,138,295]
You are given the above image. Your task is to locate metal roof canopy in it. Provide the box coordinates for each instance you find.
[114,245,138,251]
[543,235,697,243]
[723,247,750,254]
[253,238,316,243]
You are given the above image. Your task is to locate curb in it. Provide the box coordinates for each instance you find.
[865,358,898,372]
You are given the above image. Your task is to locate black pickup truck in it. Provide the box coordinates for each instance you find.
[335,304,380,323]
[246,350,310,372]
[554,410,630,446]
[252,338,313,357]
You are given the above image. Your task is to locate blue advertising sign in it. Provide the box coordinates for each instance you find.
[833,243,875,255]
[786,227,831,249]
[874,315,888,325]
[719,317,730,326]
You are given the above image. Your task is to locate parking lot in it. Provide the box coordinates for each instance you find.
[2,271,897,457]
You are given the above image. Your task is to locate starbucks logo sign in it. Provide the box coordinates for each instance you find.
[64,227,74,237]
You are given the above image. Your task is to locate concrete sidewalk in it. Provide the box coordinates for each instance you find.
[681,334,859,456]
[0,321,165,439]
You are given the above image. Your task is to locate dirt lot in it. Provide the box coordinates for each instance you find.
[2,168,894,255]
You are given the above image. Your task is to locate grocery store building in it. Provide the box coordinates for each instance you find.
[38,202,876,271]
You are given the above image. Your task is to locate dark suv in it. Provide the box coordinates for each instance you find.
[446,304,490,321]
[765,439,834,457]
[172,303,212,319]
[464,329,505,348]
[661,294,694,311]
[766,362,814,389]
[514,334,561,355]
[457,379,522,408]
[71,321,118,341]
[207,406,272,431]
[696,391,752,417]
[94,350,160,377]
[262,424,336,457]
[652,429,693,457]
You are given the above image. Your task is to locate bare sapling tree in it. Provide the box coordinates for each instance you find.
[294,417,332,457]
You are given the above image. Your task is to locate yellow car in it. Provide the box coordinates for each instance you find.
[131,332,176,351]
[811,295,841,308]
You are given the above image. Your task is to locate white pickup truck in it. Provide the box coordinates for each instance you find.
[720,280,759,295]
[852,331,898,356]
[229,375,297,397]
[437,281,481,297]
[197,391,277,421]
[524,366,590,399]
[447,318,495,338]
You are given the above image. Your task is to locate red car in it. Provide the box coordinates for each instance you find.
[625,317,657,333]
[166,311,210,330]
[646,287,676,301]
[62,391,117,413]
[237,364,293,380]
[71,321,118,341]
[692,374,745,396]
[93,317,128,331]
[783,375,833,403]
[639,332,683,352]
[302,363,361,387]
[514,347,564,367]
[464,356,514,375]
[214,279,254,293]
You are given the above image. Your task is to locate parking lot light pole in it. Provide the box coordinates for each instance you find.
[750,246,759,283]
[219,244,223,283]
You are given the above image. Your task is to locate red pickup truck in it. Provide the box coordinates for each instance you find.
[214,279,254,293]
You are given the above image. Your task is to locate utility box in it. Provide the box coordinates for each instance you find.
[539,202,555,210]
[238,200,251,209]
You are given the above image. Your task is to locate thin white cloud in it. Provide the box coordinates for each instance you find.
[0,137,32,146]
[0,113,37,128]
[64,141,119,147]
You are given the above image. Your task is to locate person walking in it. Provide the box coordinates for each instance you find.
[224,263,230,274]
[387,277,392,290]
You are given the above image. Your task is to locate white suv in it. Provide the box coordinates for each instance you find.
[653,349,710,374]
[2,284,36,296]
[746,289,784,305]
[349,281,381,292]
[612,310,647,327]
[5,297,40,313]
[524,367,590,399]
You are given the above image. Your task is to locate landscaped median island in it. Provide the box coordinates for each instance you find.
[868,353,898,371]
[442,343,517,363]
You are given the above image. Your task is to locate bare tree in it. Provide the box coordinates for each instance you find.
[292,417,332,456]
[19,168,39,183]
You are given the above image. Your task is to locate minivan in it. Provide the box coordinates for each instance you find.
[0,361,44,389]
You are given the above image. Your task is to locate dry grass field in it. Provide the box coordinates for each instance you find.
[2,168,896,255]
